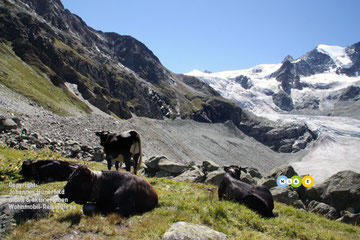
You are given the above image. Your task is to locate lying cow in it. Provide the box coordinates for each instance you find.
[59,165,158,216]
[96,130,142,175]
[20,159,81,181]
[218,165,275,217]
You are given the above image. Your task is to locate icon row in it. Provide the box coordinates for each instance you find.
[276,175,314,188]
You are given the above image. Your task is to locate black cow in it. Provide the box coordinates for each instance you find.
[59,165,158,216]
[96,130,142,175]
[218,165,275,217]
[20,159,81,181]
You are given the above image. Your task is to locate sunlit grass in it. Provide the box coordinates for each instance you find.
[0,145,359,239]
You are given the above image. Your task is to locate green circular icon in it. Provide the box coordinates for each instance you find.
[291,176,302,188]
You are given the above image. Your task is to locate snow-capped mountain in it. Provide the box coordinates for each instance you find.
[186,42,360,120]
[187,42,360,184]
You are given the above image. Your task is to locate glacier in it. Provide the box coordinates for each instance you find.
[186,43,360,185]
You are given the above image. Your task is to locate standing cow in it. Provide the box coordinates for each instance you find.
[95,130,142,175]
[218,165,275,217]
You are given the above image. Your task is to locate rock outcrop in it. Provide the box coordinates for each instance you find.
[162,222,229,240]
[306,171,360,213]
[0,195,51,238]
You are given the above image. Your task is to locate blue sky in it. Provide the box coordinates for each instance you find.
[61,0,360,74]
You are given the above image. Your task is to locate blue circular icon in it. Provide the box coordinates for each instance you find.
[277,175,288,188]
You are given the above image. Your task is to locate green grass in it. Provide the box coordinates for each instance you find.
[0,42,91,116]
[0,145,359,239]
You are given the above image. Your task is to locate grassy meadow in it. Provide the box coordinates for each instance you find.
[0,145,359,240]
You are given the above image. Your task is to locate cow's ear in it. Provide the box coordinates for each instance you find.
[95,132,102,136]
[224,166,229,172]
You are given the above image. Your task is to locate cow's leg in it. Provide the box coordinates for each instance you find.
[113,187,135,217]
[106,157,112,170]
[115,161,119,171]
[123,154,131,173]
[133,153,140,175]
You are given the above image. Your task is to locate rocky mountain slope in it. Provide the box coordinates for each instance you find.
[0,0,316,153]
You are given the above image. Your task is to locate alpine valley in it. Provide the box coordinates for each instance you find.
[0,0,359,184]
[187,43,360,182]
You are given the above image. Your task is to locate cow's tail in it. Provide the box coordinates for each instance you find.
[136,132,143,172]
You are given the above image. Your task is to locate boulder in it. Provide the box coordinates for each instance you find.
[204,169,226,186]
[173,166,205,183]
[0,118,18,132]
[145,156,167,170]
[0,195,51,238]
[258,165,298,190]
[269,165,298,179]
[246,167,263,179]
[162,222,229,240]
[202,160,220,172]
[158,157,188,175]
[239,172,258,185]
[308,200,339,220]
[91,150,104,162]
[270,186,299,205]
[156,170,174,178]
[292,200,306,210]
[258,177,277,189]
[337,212,360,226]
[306,170,360,212]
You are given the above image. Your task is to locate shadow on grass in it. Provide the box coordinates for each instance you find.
[58,212,82,227]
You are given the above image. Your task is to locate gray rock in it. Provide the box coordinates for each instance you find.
[156,170,174,178]
[269,165,298,179]
[308,200,339,220]
[18,142,29,150]
[246,167,263,179]
[70,144,82,156]
[162,222,229,240]
[0,118,19,132]
[91,151,104,162]
[158,157,188,174]
[272,91,294,111]
[204,169,225,186]
[0,195,51,238]
[202,160,220,172]
[306,170,360,212]
[270,186,299,205]
[292,200,306,210]
[145,156,167,170]
[337,212,360,226]
[173,166,205,183]
[239,172,257,185]
[258,177,277,189]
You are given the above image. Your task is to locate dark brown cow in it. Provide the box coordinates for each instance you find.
[95,130,142,175]
[20,159,81,181]
[59,165,158,216]
[218,165,275,217]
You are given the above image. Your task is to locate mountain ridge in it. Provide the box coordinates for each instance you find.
[0,0,317,153]
[187,42,360,118]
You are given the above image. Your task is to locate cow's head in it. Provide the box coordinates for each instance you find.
[224,165,246,179]
[59,165,93,204]
[20,159,33,178]
[95,131,111,146]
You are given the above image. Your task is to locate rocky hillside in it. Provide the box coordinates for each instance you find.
[0,0,316,153]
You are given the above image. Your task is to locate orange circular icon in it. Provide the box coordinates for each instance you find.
[302,175,314,188]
